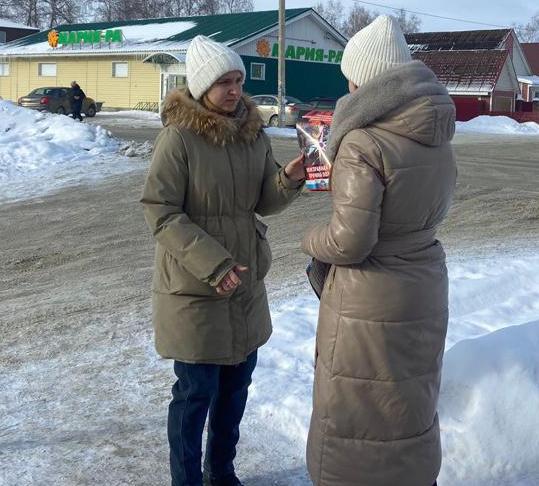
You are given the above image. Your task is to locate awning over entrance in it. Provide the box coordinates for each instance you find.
[143,52,185,65]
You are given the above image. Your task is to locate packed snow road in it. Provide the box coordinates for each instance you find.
[1,111,539,485]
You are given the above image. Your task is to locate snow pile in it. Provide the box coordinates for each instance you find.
[0,101,144,202]
[0,100,118,175]
[456,115,539,135]
[119,140,153,158]
[251,253,539,485]
[439,319,539,485]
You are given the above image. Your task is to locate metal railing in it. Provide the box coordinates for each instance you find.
[132,101,159,112]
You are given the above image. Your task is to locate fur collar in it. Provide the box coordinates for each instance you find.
[326,61,450,161]
[161,89,264,146]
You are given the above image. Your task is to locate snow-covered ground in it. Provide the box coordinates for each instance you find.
[2,103,539,484]
[255,253,539,485]
[97,109,163,128]
[0,101,147,203]
[264,126,298,138]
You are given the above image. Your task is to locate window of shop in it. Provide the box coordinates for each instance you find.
[38,63,57,76]
[112,62,129,78]
[0,32,6,43]
[250,62,265,81]
[0,63,9,76]
[161,74,186,100]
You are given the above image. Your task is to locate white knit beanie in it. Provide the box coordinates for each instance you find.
[186,35,246,100]
[341,15,412,87]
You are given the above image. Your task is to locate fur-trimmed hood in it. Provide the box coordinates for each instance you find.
[326,61,455,161]
[160,89,264,146]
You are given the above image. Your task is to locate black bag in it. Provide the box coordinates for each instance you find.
[306,258,331,299]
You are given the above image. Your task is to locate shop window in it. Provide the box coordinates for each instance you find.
[0,63,9,76]
[38,63,57,77]
[0,32,6,43]
[112,61,129,78]
[250,63,265,81]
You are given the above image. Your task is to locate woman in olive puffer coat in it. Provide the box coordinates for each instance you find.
[141,35,304,486]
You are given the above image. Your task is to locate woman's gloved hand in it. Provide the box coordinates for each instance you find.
[216,265,248,295]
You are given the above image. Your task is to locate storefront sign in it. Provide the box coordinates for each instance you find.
[48,29,123,48]
[256,38,342,64]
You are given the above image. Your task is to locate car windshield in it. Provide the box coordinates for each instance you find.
[30,88,56,96]
[285,96,303,104]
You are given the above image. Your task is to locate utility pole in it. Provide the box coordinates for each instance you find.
[278,0,286,127]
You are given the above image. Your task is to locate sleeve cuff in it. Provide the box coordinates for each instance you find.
[279,168,305,190]
[207,259,236,287]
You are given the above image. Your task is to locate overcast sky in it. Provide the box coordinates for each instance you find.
[253,0,537,32]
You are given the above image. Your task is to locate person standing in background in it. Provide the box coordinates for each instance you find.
[69,81,85,121]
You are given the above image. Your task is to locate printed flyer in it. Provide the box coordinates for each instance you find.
[296,112,333,191]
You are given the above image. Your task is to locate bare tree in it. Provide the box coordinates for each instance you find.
[219,0,253,14]
[94,0,163,21]
[393,8,421,34]
[44,0,80,27]
[166,0,200,17]
[342,4,377,38]
[142,0,180,19]
[315,0,344,30]
[515,11,539,42]
[92,0,244,20]
[197,0,220,15]
[2,0,42,28]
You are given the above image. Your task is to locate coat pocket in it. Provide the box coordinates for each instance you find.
[255,219,272,281]
[154,245,220,297]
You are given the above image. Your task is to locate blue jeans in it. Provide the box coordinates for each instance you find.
[168,351,257,486]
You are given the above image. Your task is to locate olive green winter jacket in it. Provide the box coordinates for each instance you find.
[141,89,303,364]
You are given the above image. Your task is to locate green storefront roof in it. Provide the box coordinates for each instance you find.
[8,8,312,48]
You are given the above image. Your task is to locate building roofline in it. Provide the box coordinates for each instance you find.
[229,8,347,50]
[0,9,316,57]
[228,8,312,48]
[509,30,533,74]
[0,49,187,58]
[0,18,39,30]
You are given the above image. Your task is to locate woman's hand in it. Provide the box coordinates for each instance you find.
[216,265,248,295]
[284,153,306,182]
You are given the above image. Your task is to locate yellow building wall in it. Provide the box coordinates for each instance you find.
[0,59,31,101]
[0,55,161,109]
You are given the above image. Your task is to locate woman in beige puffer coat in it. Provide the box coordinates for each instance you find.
[302,16,457,486]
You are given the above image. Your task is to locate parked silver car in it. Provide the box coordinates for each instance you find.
[251,95,313,126]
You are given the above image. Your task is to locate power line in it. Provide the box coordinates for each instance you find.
[353,0,510,29]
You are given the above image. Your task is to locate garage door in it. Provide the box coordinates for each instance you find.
[492,96,513,112]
